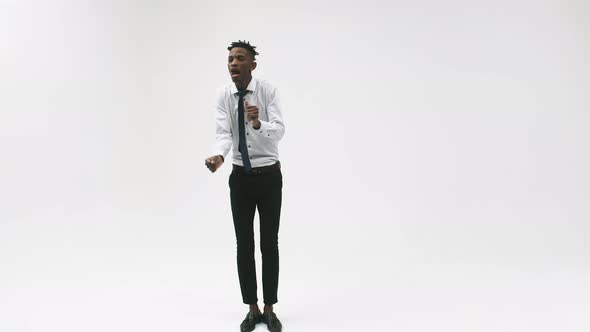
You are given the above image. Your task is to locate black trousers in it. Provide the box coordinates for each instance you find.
[229,166,282,305]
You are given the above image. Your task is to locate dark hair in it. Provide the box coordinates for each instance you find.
[227,40,259,60]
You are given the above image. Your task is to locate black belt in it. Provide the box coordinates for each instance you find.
[233,161,281,175]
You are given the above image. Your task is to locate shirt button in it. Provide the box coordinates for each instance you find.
[247,133,249,135]
[248,145,251,148]
[250,157,253,159]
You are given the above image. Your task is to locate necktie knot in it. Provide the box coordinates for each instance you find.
[237,90,248,98]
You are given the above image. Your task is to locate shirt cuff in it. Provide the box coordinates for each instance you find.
[212,148,230,160]
[251,120,274,139]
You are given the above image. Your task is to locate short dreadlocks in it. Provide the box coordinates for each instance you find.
[227,40,259,60]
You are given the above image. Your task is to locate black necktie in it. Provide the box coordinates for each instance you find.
[237,90,252,172]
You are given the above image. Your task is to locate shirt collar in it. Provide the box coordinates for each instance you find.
[230,77,257,95]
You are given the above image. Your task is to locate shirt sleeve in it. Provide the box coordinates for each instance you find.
[251,86,285,141]
[213,88,233,159]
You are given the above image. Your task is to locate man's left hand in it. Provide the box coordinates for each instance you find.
[244,100,261,129]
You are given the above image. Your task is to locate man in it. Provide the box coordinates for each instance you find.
[205,40,285,332]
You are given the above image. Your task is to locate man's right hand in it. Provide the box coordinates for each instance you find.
[205,155,224,173]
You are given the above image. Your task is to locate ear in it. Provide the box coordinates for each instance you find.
[251,61,257,71]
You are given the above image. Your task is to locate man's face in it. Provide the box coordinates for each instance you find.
[228,47,256,83]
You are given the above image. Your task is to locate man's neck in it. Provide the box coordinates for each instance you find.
[236,76,253,91]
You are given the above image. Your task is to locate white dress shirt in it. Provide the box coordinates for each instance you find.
[213,77,285,167]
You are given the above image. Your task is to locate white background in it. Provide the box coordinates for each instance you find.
[1,0,589,331]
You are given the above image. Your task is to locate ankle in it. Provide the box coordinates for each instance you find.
[263,304,273,313]
[249,304,260,313]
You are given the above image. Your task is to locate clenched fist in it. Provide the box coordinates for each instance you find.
[244,100,261,129]
[205,155,224,173]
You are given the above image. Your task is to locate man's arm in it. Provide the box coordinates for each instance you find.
[245,86,285,141]
[206,89,232,173]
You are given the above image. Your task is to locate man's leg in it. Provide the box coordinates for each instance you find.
[229,172,259,305]
[256,171,282,307]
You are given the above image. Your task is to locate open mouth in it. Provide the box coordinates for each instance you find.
[230,69,240,78]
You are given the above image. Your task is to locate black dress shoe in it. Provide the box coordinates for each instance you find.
[262,312,282,332]
[240,311,262,332]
